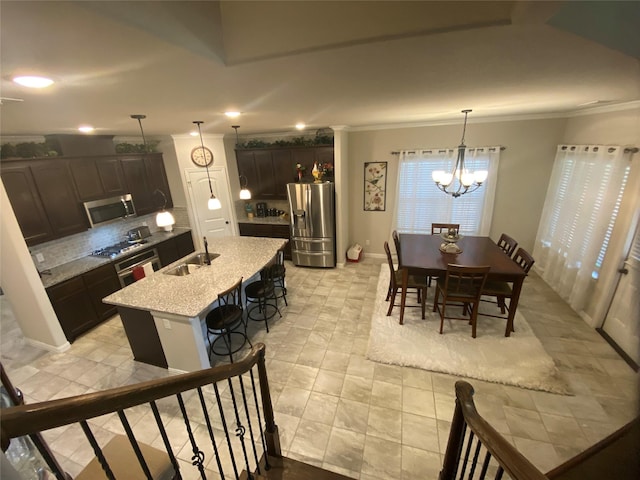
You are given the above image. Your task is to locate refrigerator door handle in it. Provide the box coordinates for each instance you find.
[293,209,306,228]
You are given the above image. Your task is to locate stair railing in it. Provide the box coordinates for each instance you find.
[1,343,279,479]
[440,380,549,480]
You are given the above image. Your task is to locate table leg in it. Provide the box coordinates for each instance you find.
[400,268,408,325]
[505,276,525,337]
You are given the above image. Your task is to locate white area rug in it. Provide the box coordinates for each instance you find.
[366,265,572,394]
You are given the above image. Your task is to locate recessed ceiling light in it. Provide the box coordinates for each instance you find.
[190,131,199,136]
[295,123,306,130]
[225,111,241,118]
[78,126,94,133]
[13,75,54,88]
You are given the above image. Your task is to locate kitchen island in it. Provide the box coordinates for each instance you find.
[103,236,286,372]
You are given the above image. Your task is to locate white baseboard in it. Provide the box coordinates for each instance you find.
[24,337,70,353]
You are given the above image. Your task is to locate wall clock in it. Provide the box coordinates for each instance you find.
[190,146,214,167]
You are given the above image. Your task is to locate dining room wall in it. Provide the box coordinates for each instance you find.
[347,115,567,257]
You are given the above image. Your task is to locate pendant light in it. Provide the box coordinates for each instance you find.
[154,189,175,231]
[432,109,488,198]
[233,125,252,200]
[193,121,221,210]
[131,114,149,152]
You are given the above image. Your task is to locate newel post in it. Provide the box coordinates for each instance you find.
[256,345,281,458]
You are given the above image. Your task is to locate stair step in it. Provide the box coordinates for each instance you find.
[254,455,353,480]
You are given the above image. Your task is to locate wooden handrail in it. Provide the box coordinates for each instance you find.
[440,381,549,480]
[1,343,275,455]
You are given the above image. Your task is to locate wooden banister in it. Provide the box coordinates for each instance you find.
[440,381,549,480]
[2,343,269,448]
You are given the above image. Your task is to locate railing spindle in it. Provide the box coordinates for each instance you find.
[197,386,226,479]
[176,392,206,479]
[117,410,154,479]
[214,382,240,479]
[80,420,116,480]
[150,400,181,478]
[227,376,253,479]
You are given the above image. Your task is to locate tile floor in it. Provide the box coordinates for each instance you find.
[1,260,638,479]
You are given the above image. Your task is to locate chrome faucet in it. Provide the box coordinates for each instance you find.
[203,236,211,265]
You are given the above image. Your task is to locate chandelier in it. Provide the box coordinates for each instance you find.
[432,109,488,198]
[193,121,222,210]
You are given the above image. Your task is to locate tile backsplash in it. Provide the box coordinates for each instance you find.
[29,207,190,270]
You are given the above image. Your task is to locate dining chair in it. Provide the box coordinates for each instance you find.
[433,264,490,338]
[432,223,460,235]
[205,277,251,363]
[392,230,402,265]
[384,241,427,321]
[496,233,518,257]
[480,247,535,331]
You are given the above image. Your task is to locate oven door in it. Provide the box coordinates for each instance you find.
[116,248,161,288]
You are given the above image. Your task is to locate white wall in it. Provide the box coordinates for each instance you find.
[0,183,69,351]
[346,116,567,256]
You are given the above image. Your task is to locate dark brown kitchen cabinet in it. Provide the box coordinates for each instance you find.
[156,231,195,267]
[236,149,260,196]
[47,276,98,342]
[83,263,120,321]
[30,159,88,238]
[0,164,54,245]
[175,231,195,258]
[236,146,333,200]
[47,262,120,342]
[121,154,172,215]
[235,148,295,200]
[238,222,291,260]
[1,159,87,245]
[69,156,125,201]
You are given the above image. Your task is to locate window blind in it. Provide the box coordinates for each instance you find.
[394,148,500,236]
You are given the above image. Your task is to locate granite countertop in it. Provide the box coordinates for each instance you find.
[41,228,192,289]
[103,236,286,319]
[238,216,289,226]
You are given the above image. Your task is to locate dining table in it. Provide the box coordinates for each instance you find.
[398,234,527,336]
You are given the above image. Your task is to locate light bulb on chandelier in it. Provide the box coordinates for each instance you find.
[432,109,488,198]
[193,120,222,210]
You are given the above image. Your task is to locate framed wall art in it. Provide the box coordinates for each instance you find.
[364,162,387,211]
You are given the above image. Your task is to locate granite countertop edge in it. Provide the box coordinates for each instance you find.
[41,228,192,289]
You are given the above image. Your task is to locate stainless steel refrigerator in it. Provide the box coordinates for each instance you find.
[287,182,336,267]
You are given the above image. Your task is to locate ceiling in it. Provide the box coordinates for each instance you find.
[1,1,639,138]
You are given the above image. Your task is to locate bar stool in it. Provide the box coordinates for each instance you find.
[206,277,251,363]
[245,261,282,333]
[272,249,287,306]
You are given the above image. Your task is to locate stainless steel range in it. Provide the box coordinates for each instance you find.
[92,239,161,287]
[91,240,149,259]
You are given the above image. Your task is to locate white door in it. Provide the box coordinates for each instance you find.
[186,167,235,243]
[602,222,640,365]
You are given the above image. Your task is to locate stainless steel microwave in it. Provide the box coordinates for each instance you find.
[83,194,136,228]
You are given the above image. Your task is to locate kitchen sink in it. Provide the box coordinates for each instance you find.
[164,263,200,276]
[184,252,219,266]
[163,253,219,276]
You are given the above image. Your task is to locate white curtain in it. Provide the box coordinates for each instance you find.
[392,147,500,236]
[533,145,632,312]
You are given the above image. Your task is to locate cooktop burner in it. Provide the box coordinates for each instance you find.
[92,240,148,258]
